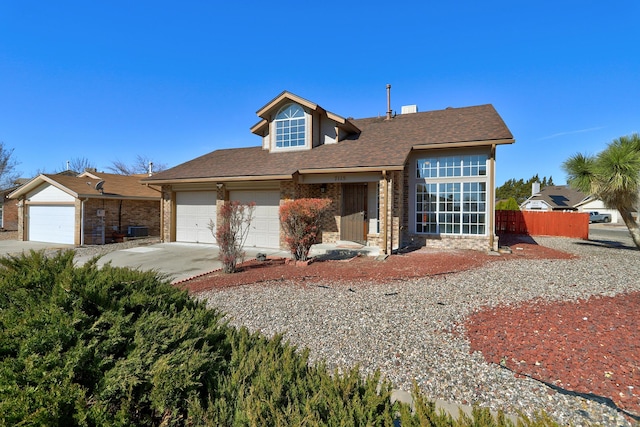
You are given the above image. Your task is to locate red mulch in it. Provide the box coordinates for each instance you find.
[177,234,574,292]
[179,235,639,418]
[465,294,640,418]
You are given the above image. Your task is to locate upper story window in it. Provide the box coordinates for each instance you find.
[417,154,487,178]
[275,104,306,148]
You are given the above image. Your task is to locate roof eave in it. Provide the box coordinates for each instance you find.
[7,175,79,199]
[141,174,294,185]
[411,138,515,151]
[298,166,403,174]
[75,194,160,201]
[250,119,268,136]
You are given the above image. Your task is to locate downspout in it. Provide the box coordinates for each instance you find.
[118,200,123,234]
[489,144,496,251]
[145,183,164,241]
[160,192,164,242]
[382,170,388,254]
[81,198,88,246]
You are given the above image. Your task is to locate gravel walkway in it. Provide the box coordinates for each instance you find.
[199,235,640,427]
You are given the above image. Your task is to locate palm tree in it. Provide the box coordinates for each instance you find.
[563,133,640,249]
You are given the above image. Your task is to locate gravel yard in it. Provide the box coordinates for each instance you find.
[195,234,640,427]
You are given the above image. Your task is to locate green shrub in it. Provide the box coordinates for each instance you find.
[0,250,559,426]
[495,197,521,211]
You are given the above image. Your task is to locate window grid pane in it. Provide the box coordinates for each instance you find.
[275,105,306,148]
[417,158,437,178]
[416,183,438,233]
[415,180,487,235]
[417,155,488,178]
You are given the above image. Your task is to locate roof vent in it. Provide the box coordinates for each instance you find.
[401,105,418,114]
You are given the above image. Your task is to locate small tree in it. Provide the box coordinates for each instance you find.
[280,198,332,261]
[208,201,255,273]
[495,197,520,211]
[563,133,640,249]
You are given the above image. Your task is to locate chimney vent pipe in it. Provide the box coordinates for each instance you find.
[386,84,392,120]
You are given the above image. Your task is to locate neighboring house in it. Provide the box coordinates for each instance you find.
[1,179,29,231]
[520,184,620,223]
[520,184,591,212]
[141,91,515,253]
[9,171,161,245]
[575,198,620,223]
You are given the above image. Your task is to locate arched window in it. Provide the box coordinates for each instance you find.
[274,104,306,148]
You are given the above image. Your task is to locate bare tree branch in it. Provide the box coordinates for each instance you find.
[0,142,20,189]
[107,155,168,175]
[58,157,96,174]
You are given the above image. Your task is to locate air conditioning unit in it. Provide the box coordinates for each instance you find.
[127,226,148,237]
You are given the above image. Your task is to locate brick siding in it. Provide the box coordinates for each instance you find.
[1,195,18,230]
[82,198,160,245]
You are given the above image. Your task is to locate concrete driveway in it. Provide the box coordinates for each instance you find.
[0,239,290,284]
[75,242,291,284]
[0,240,75,257]
[0,239,371,284]
[79,243,222,283]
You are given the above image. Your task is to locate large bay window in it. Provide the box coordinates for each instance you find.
[414,154,488,235]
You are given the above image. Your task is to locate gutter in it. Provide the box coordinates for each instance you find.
[411,138,514,151]
[298,166,403,175]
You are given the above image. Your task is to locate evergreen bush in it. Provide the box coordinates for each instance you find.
[0,251,559,426]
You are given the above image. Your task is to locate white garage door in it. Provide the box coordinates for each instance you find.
[28,205,75,244]
[176,191,217,243]
[229,190,280,249]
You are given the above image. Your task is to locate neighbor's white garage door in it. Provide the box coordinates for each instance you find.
[28,205,75,244]
[229,190,280,249]
[175,191,216,243]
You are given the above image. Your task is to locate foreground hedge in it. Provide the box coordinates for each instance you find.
[0,250,557,426]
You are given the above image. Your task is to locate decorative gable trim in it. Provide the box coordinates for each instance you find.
[9,175,79,200]
[256,91,318,119]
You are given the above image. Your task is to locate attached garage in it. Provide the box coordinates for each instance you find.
[175,191,217,243]
[28,204,75,244]
[229,190,280,249]
[10,172,161,245]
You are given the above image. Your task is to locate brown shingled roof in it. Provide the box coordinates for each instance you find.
[526,185,591,210]
[9,172,160,200]
[143,104,514,183]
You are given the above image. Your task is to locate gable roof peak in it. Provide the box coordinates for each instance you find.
[256,90,319,119]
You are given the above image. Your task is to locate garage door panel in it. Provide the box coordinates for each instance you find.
[230,190,280,249]
[176,191,216,243]
[28,205,75,244]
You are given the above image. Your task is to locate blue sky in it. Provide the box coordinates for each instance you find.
[1,1,638,186]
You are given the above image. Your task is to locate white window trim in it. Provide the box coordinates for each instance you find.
[410,152,490,236]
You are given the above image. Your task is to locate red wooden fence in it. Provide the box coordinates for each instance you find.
[495,210,589,239]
